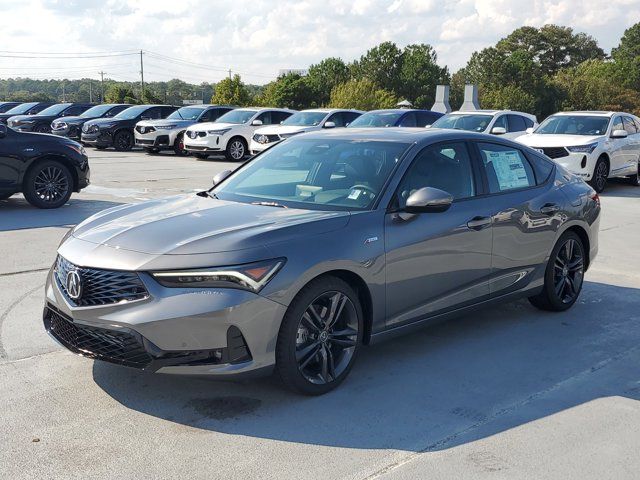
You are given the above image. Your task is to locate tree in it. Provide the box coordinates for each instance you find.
[256,73,315,109]
[306,57,350,106]
[398,44,449,108]
[481,85,536,113]
[105,83,137,104]
[211,74,251,106]
[351,41,403,94]
[611,22,640,91]
[328,79,397,110]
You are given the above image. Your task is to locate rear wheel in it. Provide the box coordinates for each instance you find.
[225,137,246,161]
[628,160,640,186]
[173,132,188,156]
[529,231,585,312]
[23,160,73,209]
[589,156,608,193]
[113,130,134,151]
[276,276,363,395]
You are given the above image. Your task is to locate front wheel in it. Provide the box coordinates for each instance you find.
[225,137,246,161]
[529,231,585,312]
[276,276,363,395]
[34,124,49,133]
[589,156,608,193]
[113,130,134,151]
[173,133,188,156]
[23,160,73,209]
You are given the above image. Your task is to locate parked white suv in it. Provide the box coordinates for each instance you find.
[516,111,640,192]
[184,107,296,160]
[249,109,363,154]
[135,105,234,156]
[430,110,538,140]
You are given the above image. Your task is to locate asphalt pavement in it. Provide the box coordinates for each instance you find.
[1,148,639,480]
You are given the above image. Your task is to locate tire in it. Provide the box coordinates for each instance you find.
[113,130,134,152]
[144,147,160,155]
[628,160,640,186]
[23,160,73,209]
[589,156,608,193]
[195,153,209,159]
[225,137,247,161]
[276,276,363,395]
[34,124,49,133]
[529,231,585,312]
[95,145,108,150]
[173,132,188,156]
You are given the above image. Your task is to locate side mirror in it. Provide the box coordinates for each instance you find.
[404,187,453,214]
[611,129,628,139]
[323,121,336,129]
[525,127,534,134]
[251,119,263,126]
[212,169,232,186]
[0,124,6,139]
[491,126,507,135]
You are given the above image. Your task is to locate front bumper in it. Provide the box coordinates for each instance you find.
[44,264,286,377]
[135,129,180,149]
[51,125,81,140]
[184,134,224,153]
[81,131,113,148]
[9,123,35,132]
[249,139,277,155]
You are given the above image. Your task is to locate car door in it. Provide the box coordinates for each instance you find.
[0,127,24,191]
[384,141,493,328]
[607,115,627,176]
[471,141,560,297]
[622,116,640,175]
[489,114,508,136]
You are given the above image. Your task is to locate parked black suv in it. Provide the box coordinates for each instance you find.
[0,102,21,114]
[0,102,53,125]
[81,104,178,151]
[0,124,89,208]
[51,103,131,141]
[7,103,94,133]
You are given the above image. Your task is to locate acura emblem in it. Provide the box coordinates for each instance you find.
[66,270,83,300]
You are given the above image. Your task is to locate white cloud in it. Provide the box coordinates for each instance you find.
[0,0,638,85]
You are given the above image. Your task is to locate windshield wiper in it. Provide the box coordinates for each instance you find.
[251,201,287,208]
[197,190,218,199]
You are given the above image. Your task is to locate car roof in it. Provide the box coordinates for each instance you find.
[447,109,537,120]
[362,109,436,114]
[297,127,515,144]
[178,104,236,110]
[299,108,363,114]
[552,111,618,117]
[235,107,297,112]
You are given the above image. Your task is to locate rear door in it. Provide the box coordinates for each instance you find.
[0,128,24,191]
[471,140,559,296]
[384,141,493,327]
[608,115,627,176]
[622,116,640,175]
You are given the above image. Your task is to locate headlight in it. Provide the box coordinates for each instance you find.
[207,128,231,136]
[67,144,86,156]
[567,142,598,154]
[255,134,268,144]
[151,258,285,292]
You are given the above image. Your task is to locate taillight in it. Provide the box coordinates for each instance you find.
[589,192,600,207]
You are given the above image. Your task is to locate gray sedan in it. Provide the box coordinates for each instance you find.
[44,129,601,395]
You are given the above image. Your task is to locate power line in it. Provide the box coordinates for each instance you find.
[0,52,139,59]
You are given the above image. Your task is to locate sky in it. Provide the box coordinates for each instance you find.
[0,0,639,85]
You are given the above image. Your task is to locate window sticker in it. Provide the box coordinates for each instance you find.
[348,189,362,200]
[488,150,530,190]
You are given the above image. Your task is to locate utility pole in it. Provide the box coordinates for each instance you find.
[89,80,93,103]
[228,69,232,81]
[140,49,145,102]
[62,82,66,102]
[99,71,105,103]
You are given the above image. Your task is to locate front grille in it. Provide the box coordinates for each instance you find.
[136,125,155,134]
[253,133,280,143]
[537,147,568,159]
[136,139,155,145]
[45,307,153,368]
[55,255,148,307]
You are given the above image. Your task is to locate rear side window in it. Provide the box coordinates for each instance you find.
[416,111,440,127]
[399,112,417,127]
[526,152,554,184]
[65,105,89,116]
[343,111,361,126]
[523,117,535,128]
[106,105,128,117]
[507,114,527,132]
[271,111,293,124]
[326,112,346,127]
[477,142,536,193]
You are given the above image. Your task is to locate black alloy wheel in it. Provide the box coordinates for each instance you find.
[277,276,363,395]
[529,231,585,311]
[173,133,188,156]
[114,130,134,151]
[23,160,72,209]
[590,157,608,193]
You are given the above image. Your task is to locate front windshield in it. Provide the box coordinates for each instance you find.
[114,105,149,120]
[282,111,327,126]
[37,104,70,116]
[214,138,409,211]
[80,104,115,118]
[348,112,403,127]
[431,114,493,132]
[4,102,37,115]
[167,107,204,121]
[535,115,610,135]
[215,109,257,124]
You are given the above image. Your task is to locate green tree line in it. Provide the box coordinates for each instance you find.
[2,22,640,119]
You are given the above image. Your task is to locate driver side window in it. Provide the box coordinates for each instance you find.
[396,142,476,208]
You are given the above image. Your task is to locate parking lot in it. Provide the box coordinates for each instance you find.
[1,148,640,479]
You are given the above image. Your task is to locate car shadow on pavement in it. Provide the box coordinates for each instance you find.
[92,280,640,452]
[600,179,640,198]
[0,196,123,231]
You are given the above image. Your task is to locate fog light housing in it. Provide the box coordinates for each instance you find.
[581,156,587,169]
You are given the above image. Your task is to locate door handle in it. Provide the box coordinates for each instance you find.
[467,216,492,230]
[540,203,560,215]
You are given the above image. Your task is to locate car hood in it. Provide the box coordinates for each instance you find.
[188,122,237,132]
[55,115,93,125]
[86,117,126,128]
[69,194,350,256]
[137,119,194,129]
[516,133,603,147]
[7,115,35,123]
[255,125,314,136]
